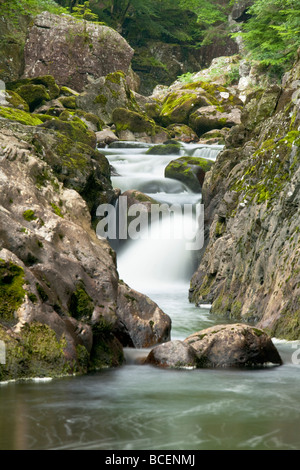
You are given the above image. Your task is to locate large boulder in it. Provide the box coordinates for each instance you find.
[145,324,283,369]
[184,324,283,368]
[23,12,135,92]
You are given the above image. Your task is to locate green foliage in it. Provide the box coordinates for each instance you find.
[1,0,67,20]
[235,0,300,75]
[72,1,98,21]
[0,260,25,323]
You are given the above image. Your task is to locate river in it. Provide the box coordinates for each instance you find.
[0,141,300,450]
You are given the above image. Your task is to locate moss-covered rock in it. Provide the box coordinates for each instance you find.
[77,71,139,125]
[165,156,214,192]
[0,90,29,112]
[146,141,181,155]
[0,259,25,325]
[159,90,210,127]
[59,109,103,133]
[112,107,157,136]
[59,95,77,109]
[32,130,114,218]
[189,105,241,136]
[40,118,96,148]
[9,84,50,112]
[0,322,74,381]
[167,123,198,142]
[0,106,43,126]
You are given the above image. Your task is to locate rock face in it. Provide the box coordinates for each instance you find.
[189,56,300,340]
[0,113,171,381]
[23,12,134,92]
[145,324,282,369]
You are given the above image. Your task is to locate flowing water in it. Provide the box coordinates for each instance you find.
[1,141,300,451]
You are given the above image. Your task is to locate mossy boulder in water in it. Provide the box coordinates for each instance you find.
[165,156,214,192]
[146,141,181,155]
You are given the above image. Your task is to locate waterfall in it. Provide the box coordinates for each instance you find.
[101,141,222,295]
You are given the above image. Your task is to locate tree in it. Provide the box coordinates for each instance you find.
[236,0,300,73]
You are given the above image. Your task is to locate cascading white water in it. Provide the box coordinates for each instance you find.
[102,141,222,295]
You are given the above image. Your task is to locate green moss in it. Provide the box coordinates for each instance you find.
[159,92,201,126]
[59,96,77,109]
[75,110,103,131]
[112,107,156,135]
[69,282,94,321]
[0,259,25,323]
[271,308,300,340]
[13,84,50,111]
[230,133,295,208]
[1,90,29,111]
[89,319,124,370]
[0,106,43,126]
[94,94,108,106]
[146,142,181,155]
[23,209,37,222]
[41,119,96,148]
[105,71,125,85]
[0,320,74,382]
[50,203,64,218]
[215,220,226,238]
[7,75,60,100]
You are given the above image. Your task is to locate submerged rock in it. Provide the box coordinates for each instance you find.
[145,324,283,369]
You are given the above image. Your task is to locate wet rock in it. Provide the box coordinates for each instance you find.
[184,324,283,368]
[23,12,134,92]
[115,283,171,348]
[145,340,198,369]
[165,156,214,192]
